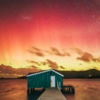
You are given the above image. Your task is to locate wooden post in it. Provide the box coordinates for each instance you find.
[31,88,32,93]
[27,88,31,94]
[32,88,35,93]
[27,88,29,94]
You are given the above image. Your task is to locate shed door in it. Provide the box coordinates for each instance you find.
[51,76,55,87]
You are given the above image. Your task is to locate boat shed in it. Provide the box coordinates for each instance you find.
[27,69,64,89]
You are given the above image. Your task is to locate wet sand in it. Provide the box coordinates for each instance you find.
[0,79,100,100]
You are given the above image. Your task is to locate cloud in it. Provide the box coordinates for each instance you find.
[46,59,58,69]
[41,61,47,65]
[77,52,100,62]
[72,48,84,55]
[72,48,100,63]
[28,47,71,57]
[77,52,93,62]
[32,47,41,52]
[93,57,100,62]
[59,66,65,69]
[28,48,44,57]
[26,60,42,67]
[0,64,16,74]
[34,52,44,56]
[0,64,40,78]
[27,60,40,65]
[51,47,70,56]
[97,57,100,62]
[44,59,66,70]
[27,58,66,70]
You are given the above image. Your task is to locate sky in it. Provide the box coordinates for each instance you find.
[0,0,100,77]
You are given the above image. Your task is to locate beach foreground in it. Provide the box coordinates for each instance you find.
[0,79,100,100]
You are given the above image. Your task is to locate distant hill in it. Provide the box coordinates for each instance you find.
[58,69,100,78]
[17,76,26,79]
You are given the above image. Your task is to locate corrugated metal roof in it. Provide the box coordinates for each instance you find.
[27,69,64,77]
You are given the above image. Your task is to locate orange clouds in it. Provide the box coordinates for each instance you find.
[72,48,100,63]
[27,59,58,69]
[28,47,70,57]
[28,49,44,57]
[51,47,70,56]
[27,47,100,70]
[73,48,83,55]
[1,46,100,78]
[77,52,93,62]
[60,66,65,69]
[46,59,58,69]
[27,59,66,70]
[0,64,16,74]
[77,52,100,63]
[27,60,40,65]
[0,64,40,78]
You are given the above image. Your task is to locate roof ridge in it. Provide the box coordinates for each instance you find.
[27,69,64,77]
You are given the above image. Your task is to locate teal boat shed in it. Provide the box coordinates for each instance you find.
[27,69,64,89]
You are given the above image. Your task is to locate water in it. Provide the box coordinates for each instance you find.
[64,79,100,100]
[0,79,100,100]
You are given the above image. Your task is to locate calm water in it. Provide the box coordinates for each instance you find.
[0,79,100,100]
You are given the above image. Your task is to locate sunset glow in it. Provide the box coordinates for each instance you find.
[0,0,100,77]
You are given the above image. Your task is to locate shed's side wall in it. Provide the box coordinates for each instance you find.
[27,71,63,88]
[27,72,50,88]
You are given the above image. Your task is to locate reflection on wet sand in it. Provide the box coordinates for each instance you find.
[0,79,100,100]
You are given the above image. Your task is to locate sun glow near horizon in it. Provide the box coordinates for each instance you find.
[0,0,100,73]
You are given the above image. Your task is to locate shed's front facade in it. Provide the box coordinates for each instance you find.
[27,69,64,89]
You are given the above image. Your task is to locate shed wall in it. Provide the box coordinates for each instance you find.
[27,71,63,88]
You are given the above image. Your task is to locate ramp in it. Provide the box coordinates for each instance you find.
[38,88,66,100]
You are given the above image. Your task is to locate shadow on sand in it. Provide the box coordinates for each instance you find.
[27,89,45,100]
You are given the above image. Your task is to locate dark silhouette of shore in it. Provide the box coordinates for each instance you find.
[1,69,100,79]
[58,69,100,79]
